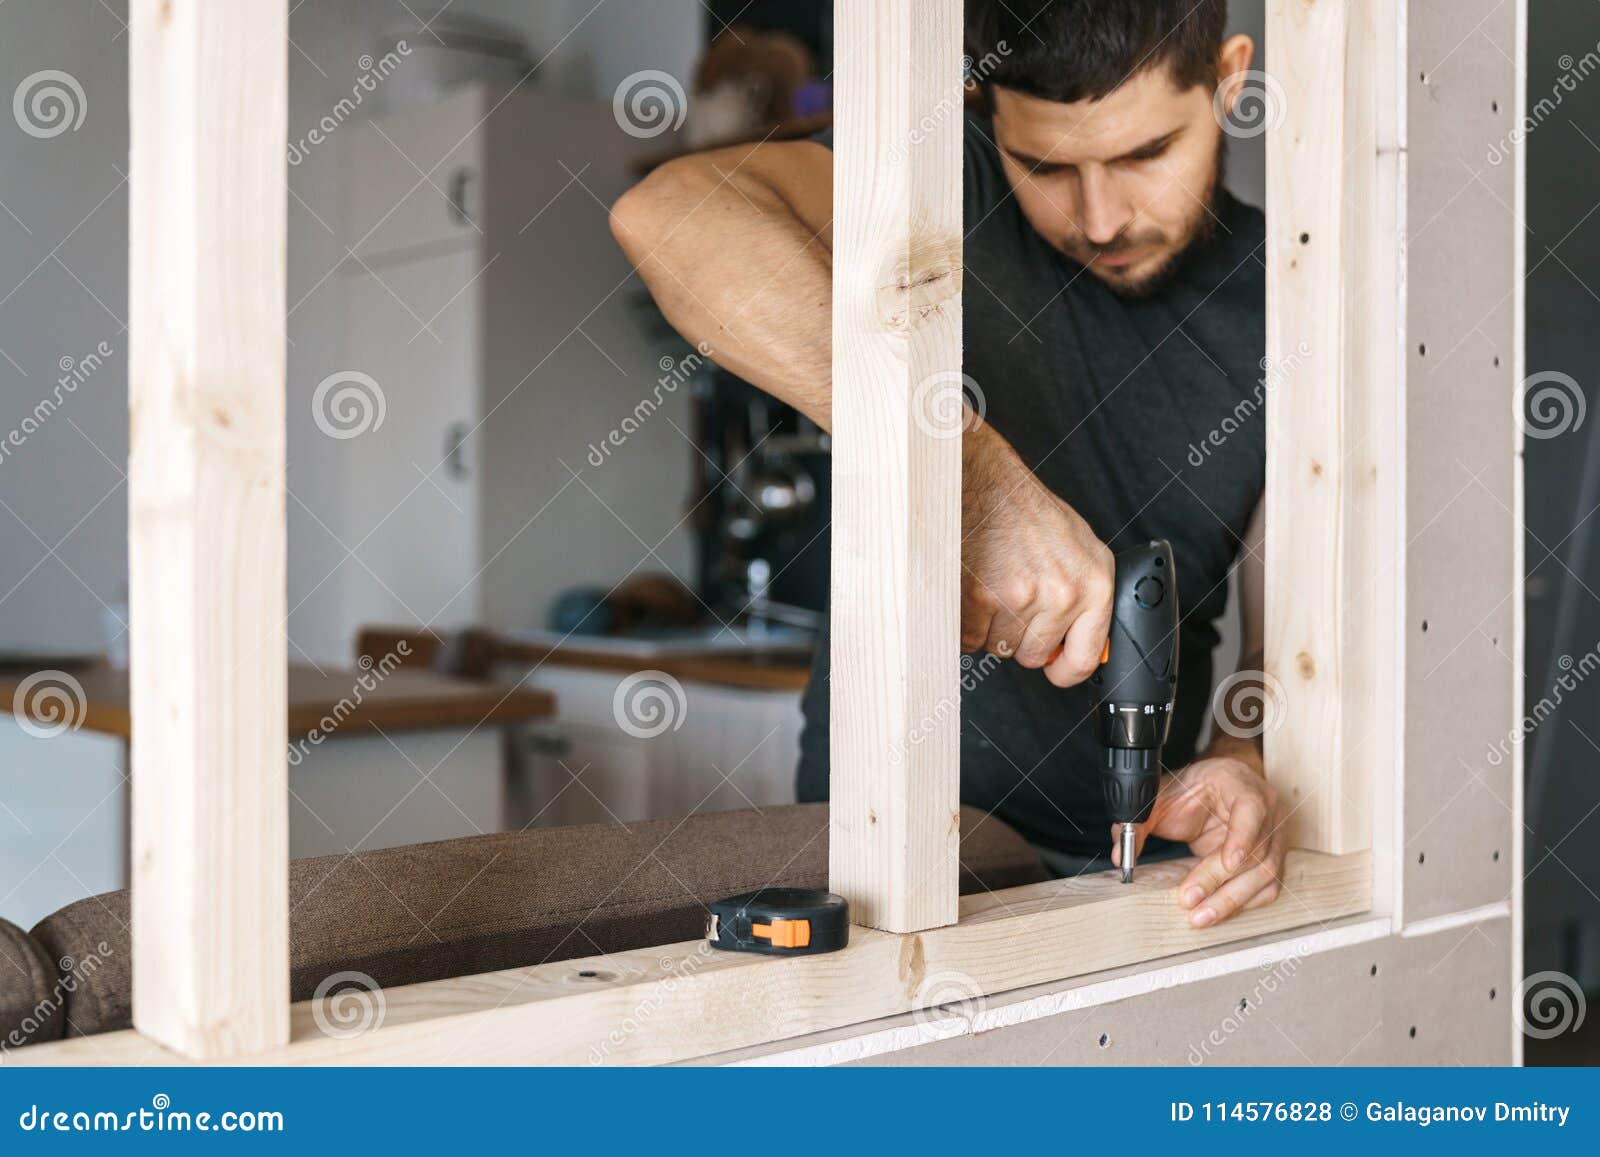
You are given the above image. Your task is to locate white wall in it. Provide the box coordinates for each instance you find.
[0,0,703,663]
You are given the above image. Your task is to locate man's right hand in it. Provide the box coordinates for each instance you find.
[960,421,1114,688]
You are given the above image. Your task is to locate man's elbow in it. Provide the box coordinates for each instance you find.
[610,158,708,265]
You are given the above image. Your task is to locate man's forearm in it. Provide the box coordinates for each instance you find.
[610,143,835,428]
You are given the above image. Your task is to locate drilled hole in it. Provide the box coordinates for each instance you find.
[1494,356,1502,367]
[1238,998,1249,1013]
[1492,100,1500,113]
[1419,343,1428,357]
[1418,851,1426,865]
[577,970,599,978]
[1369,964,1379,977]
[1409,1026,1418,1039]
[1490,987,1498,1000]
[1493,849,1501,862]
[1098,1033,1110,1049]
[1299,232,1311,245]
[1421,620,1429,632]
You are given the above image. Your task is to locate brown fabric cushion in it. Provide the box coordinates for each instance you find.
[29,803,1045,1038]
[0,917,64,1048]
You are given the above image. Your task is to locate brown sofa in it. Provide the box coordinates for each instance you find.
[3,804,1045,1049]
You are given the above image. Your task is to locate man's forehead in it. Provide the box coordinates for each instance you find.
[990,70,1198,163]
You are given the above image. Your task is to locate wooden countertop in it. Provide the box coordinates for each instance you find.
[0,662,554,742]
[496,639,813,692]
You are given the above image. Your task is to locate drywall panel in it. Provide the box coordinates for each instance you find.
[1402,0,1519,921]
[826,916,1513,1066]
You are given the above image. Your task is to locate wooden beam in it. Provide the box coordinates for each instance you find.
[1264,0,1392,853]
[828,0,964,932]
[15,850,1370,1067]
[128,0,289,1057]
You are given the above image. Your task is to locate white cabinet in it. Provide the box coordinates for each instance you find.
[507,665,806,827]
[335,83,695,646]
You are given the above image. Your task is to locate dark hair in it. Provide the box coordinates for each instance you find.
[966,0,1228,104]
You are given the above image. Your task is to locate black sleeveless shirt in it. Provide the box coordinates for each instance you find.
[798,115,1266,858]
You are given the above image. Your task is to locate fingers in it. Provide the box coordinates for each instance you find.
[1177,828,1287,927]
[1042,579,1112,687]
[1220,792,1269,874]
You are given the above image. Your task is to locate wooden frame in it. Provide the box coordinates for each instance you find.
[18,0,1526,1066]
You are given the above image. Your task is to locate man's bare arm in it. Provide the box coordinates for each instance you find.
[610,139,1113,686]
[610,141,836,427]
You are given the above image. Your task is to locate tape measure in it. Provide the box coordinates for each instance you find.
[705,887,850,956]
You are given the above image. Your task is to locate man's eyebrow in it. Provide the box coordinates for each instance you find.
[1002,128,1184,169]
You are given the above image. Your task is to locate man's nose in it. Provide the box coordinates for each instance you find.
[1075,164,1134,246]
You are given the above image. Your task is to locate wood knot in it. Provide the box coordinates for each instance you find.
[1296,651,1316,679]
[897,934,926,994]
[1309,460,1324,477]
[874,235,962,332]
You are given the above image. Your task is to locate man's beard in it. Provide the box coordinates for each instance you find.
[1064,137,1227,300]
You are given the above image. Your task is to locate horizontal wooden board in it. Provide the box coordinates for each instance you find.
[15,850,1369,1066]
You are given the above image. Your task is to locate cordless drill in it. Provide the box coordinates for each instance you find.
[1091,540,1180,883]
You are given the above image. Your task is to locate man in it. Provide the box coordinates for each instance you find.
[612,0,1286,927]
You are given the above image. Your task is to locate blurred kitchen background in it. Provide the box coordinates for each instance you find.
[0,0,1593,1060]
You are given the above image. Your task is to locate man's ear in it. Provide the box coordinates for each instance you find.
[1215,34,1257,117]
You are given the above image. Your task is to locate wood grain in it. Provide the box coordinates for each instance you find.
[1264,0,1391,853]
[127,0,289,1058]
[14,850,1370,1066]
[828,0,965,933]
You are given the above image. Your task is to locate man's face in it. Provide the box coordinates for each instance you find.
[990,59,1234,297]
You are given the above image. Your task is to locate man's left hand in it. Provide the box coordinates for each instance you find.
[1110,756,1288,928]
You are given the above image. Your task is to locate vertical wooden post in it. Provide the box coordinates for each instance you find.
[1264,0,1389,854]
[829,0,964,932]
[128,0,289,1056]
